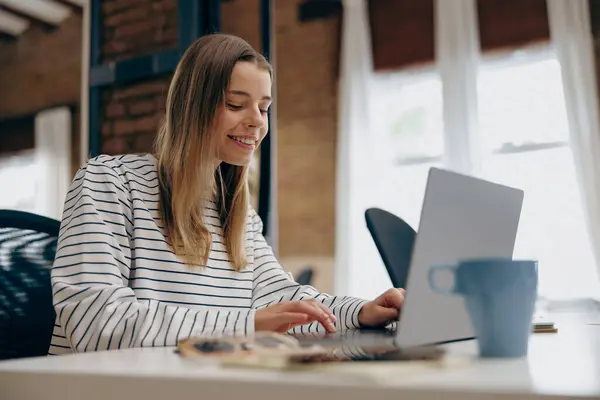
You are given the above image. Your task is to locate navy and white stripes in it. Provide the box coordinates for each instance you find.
[48,154,367,355]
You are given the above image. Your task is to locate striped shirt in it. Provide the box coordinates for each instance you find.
[49,154,368,355]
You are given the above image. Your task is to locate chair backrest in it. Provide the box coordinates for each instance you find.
[0,209,60,360]
[295,267,314,286]
[364,207,416,289]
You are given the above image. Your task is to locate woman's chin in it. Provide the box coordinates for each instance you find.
[219,157,252,167]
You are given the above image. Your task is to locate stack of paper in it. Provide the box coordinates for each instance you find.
[533,314,558,333]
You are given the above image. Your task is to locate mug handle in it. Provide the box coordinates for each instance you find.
[428,265,457,295]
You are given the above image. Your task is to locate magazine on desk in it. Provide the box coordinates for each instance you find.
[176,332,446,370]
[533,314,558,333]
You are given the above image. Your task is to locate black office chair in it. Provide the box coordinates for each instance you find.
[0,209,60,360]
[295,267,314,286]
[365,207,416,289]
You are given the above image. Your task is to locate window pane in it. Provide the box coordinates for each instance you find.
[380,162,442,230]
[478,50,600,299]
[365,72,444,299]
[376,72,444,161]
[0,151,39,213]
[483,148,599,298]
[478,53,570,151]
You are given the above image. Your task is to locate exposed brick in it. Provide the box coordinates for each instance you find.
[132,132,157,154]
[101,1,121,15]
[113,119,137,136]
[157,27,178,44]
[113,115,158,136]
[113,80,169,100]
[102,122,113,137]
[102,41,128,57]
[105,102,125,119]
[155,95,167,111]
[271,0,341,258]
[136,115,160,132]
[102,0,149,15]
[129,100,156,116]
[152,0,177,12]
[104,7,150,27]
[221,0,261,50]
[103,136,127,156]
[114,20,156,39]
[101,0,177,62]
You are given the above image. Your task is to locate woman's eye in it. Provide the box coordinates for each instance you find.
[227,103,242,110]
[260,109,268,115]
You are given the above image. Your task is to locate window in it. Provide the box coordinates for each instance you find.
[375,46,598,299]
[478,48,598,299]
[0,106,73,220]
[374,68,443,230]
[0,151,40,213]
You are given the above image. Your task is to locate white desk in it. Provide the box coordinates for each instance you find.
[1,319,599,400]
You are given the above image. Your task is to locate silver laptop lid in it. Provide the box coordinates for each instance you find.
[395,167,524,347]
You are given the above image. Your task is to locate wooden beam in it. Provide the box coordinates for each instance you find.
[0,0,70,26]
[0,7,28,36]
[0,5,53,31]
[298,0,341,22]
[57,0,86,7]
[0,31,16,42]
[53,0,85,11]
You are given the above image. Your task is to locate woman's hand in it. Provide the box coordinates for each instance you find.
[255,299,337,333]
[358,288,405,328]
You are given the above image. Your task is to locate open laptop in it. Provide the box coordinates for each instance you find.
[295,167,525,351]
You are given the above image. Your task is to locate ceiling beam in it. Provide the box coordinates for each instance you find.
[0,0,70,26]
[0,8,28,36]
[298,0,341,22]
[53,0,86,9]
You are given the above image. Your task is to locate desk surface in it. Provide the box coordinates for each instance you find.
[1,315,599,400]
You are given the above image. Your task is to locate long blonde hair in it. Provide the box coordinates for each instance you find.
[154,34,272,270]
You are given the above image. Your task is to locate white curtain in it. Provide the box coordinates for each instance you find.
[435,0,482,175]
[547,0,600,294]
[335,0,385,297]
[35,106,72,220]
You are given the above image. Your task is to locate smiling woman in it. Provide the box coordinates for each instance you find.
[47,33,406,356]
[217,64,272,166]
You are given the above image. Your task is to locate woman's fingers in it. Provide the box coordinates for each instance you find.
[274,312,312,332]
[254,299,338,333]
[312,300,337,322]
[286,300,336,332]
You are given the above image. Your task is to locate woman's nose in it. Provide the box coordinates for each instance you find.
[245,108,264,128]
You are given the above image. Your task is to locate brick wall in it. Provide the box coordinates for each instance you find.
[99,0,176,156]
[99,0,340,291]
[101,0,178,62]
[101,78,170,155]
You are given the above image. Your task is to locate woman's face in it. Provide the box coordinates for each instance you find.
[213,61,272,166]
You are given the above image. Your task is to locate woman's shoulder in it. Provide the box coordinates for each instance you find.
[81,153,158,183]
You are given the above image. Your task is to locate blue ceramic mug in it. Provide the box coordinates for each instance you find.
[428,258,538,358]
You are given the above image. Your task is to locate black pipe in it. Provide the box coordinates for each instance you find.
[88,0,102,158]
[258,0,278,251]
